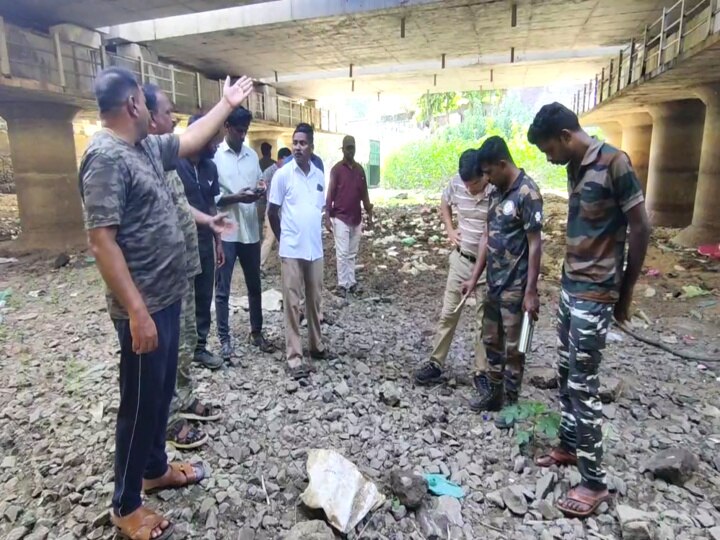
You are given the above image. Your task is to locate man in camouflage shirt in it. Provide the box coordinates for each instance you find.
[143,84,230,451]
[462,136,543,414]
[79,67,252,539]
[528,103,650,518]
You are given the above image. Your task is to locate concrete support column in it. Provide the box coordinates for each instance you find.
[596,121,622,147]
[674,85,720,246]
[617,112,652,193]
[645,99,705,227]
[0,102,85,249]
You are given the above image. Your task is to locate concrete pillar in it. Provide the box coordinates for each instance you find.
[596,121,622,147]
[674,85,720,246]
[617,113,652,193]
[645,99,705,228]
[0,102,85,249]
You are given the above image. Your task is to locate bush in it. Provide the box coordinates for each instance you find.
[382,138,469,190]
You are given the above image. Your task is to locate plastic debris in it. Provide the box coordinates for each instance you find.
[300,449,385,533]
[424,473,465,499]
[644,286,656,298]
[0,257,18,264]
[681,285,711,298]
[401,237,417,247]
[646,268,661,277]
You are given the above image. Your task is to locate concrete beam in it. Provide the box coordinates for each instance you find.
[596,121,623,148]
[0,102,86,250]
[102,0,442,42]
[645,99,705,228]
[617,112,652,193]
[674,85,720,246]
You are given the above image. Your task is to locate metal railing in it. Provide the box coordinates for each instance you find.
[0,21,336,131]
[573,0,719,115]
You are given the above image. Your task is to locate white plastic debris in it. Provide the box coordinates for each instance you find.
[301,449,385,533]
[234,289,283,312]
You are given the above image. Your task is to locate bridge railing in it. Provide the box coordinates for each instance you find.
[573,0,720,115]
[0,21,336,131]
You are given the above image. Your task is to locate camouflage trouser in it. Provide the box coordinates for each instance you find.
[557,288,613,490]
[481,290,525,396]
[168,277,198,424]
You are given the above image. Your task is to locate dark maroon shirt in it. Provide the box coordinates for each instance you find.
[327,161,368,226]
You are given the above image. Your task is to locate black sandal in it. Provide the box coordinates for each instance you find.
[178,398,222,422]
[166,420,209,450]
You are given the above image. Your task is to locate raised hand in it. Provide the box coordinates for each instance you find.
[223,76,254,109]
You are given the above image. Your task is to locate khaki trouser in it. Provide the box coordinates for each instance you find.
[281,257,324,362]
[430,248,487,373]
[169,277,198,423]
[260,212,276,268]
[332,218,362,289]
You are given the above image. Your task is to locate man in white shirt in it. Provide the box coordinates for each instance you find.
[268,123,331,379]
[214,107,275,360]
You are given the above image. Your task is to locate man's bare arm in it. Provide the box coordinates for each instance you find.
[87,227,157,353]
[268,203,281,241]
[616,201,651,322]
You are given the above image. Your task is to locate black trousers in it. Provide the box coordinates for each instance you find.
[215,241,263,342]
[194,240,215,352]
[111,300,181,516]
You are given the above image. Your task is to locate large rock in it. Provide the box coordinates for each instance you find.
[379,381,401,407]
[617,505,657,540]
[535,472,556,501]
[417,496,464,540]
[641,448,698,486]
[389,469,426,509]
[283,520,335,540]
[501,485,528,516]
[300,449,385,533]
[599,377,625,403]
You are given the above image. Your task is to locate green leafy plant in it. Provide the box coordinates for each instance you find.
[499,400,562,448]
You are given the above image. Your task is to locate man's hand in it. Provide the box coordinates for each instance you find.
[129,309,158,354]
[236,187,260,203]
[222,76,254,109]
[448,228,461,247]
[523,289,540,321]
[614,287,634,324]
[208,212,237,235]
[215,238,225,268]
[461,279,476,296]
[324,214,333,234]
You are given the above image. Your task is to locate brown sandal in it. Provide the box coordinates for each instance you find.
[556,487,611,518]
[535,447,578,467]
[111,506,174,540]
[143,461,206,495]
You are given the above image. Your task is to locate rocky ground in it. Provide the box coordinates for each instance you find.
[0,194,719,540]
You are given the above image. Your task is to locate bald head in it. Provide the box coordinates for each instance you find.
[342,134,356,163]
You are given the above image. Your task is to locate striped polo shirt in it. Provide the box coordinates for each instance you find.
[442,174,493,255]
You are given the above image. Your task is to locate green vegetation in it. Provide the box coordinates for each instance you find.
[499,400,562,449]
[383,90,567,191]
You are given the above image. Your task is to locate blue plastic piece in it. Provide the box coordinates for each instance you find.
[423,473,465,498]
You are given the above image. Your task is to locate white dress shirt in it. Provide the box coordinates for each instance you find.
[268,159,325,261]
[213,140,262,243]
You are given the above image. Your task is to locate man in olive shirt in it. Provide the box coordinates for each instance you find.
[79,67,252,539]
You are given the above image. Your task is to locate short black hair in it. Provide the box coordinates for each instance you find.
[261,142,272,155]
[142,83,161,114]
[93,67,140,114]
[294,122,314,144]
[527,102,581,144]
[226,106,252,127]
[479,136,515,165]
[188,113,204,125]
[458,149,480,182]
[278,147,292,160]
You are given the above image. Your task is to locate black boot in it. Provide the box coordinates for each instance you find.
[469,374,503,412]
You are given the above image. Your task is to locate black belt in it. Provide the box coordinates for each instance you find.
[457,246,477,263]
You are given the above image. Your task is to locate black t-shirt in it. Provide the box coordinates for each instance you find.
[176,157,220,241]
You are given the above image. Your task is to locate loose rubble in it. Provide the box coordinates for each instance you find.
[0,196,719,539]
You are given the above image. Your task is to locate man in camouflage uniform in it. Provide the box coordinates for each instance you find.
[80,67,253,539]
[462,136,543,414]
[528,103,650,518]
[144,84,228,450]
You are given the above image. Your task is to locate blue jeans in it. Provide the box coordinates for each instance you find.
[215,240,263,343]
[111,300,181,516]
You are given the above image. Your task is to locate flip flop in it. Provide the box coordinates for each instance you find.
[111,506,174,540]
[143,461,206,495]
[535,447,578,467]
[556,487,610,518]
